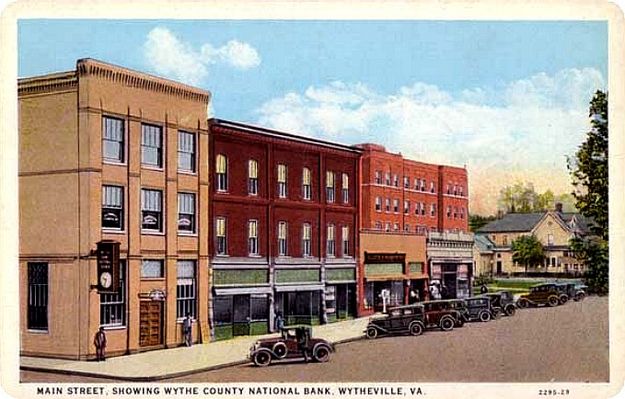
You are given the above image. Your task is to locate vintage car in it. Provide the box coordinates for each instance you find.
[516,283,563,308]
[446,299,468,327]
[463,296,500,322]
[573,284,588,301]
[249,325,334,367]
[365,304,426,339]
[555,282,587,302]
[483,291,517,316]
[421,300,464,331]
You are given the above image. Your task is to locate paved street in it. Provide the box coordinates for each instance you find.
[21,296,608,383]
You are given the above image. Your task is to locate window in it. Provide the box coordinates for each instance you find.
[102,116,124,163]
[375,171,382,184]
[547,234,554,246]
[341,173,349,204]
[421,202,426,216]
[278,222,288,256]
[459,186,464,197]
[178,131,196,172]
[100,261,126,327]
[141,124,162,168]
[375,197,382,212]
[447,206,452,218]
[405,224,411,232]
[216,217,227,255]
[327,224,336,256]
[277,164,287,198]
[414,178,419,190]
[393,174,399,187]
[385,172,391,185]
[177,260,196,319]
[430,203,436,217]
[27,262,48,330]
[447,184,451,195]
[302,167,312,200]
[248,160,258,195]
[404,176,410,189]
[404,200,410,214]
[385,198,391,212]
[385,222,391,232]
[415,202,420,216]
[248,220,259,256]
[326,171,335,203]
[502,235,508,246]
[141,189,163,232]
[430,182,435,193]
[178,193,195,233]
[453,185,458,196]
[454,207,458,219]
[393,199,399,213]
[342,226,349,256]
[141,260,164,278]
[102,185,124,230]
[375,221,382,230]
[302,223,312,257]
[393,223,399,231]
[216,154,228,192]
[460,207,465,219]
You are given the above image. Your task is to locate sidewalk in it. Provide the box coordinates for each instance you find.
[21,317,370,381]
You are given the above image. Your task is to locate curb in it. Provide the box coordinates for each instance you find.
[20,334,366,382]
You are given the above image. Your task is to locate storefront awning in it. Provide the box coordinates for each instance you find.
[364,274,406,282]
[274,284,325,292]
[214,286,273,296]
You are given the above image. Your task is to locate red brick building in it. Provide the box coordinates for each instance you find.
[208,119,361,340]
[356,144,471,313]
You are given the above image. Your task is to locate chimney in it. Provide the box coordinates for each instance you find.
[497,209,504,219]
[555,203,563,213]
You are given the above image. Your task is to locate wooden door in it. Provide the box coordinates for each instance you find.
[139,301,163,347]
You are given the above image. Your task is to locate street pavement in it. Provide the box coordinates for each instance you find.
[20,316,369,381]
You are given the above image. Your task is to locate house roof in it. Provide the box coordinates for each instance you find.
[477,211,593,235]
[474,234,496,251]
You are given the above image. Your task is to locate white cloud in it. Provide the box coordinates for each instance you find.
[143,27,261,85]
[255,68,606,215]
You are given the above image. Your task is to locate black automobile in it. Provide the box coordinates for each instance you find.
[249,325,334,366]
[365,304,426,339]
[517,283,563,308]
[555,282,587,303]
[463,296,499,322]
[483,291,517,316]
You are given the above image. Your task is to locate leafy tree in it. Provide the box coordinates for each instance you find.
[568,90,608,294]
[497,182,573,213]
[469,214,496,232]
[511,235,544,275]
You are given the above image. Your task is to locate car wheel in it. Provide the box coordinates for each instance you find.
[559,295,569,305]
[366,327,378,339]
[517,299,529,309]
[479,311,491,322]
[575,292,586,301]
[505,305,516,316]
[548,295,560,307]
[455,317,465,328]
[253,350,272,367]
[409,322,424,336]
[272,342,288,359]
[314,346,331,363]
[440,316,454,331]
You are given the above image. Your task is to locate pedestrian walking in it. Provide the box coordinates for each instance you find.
[94,327,107,361]
[410,289,419,304]
[274,311,285,333]
[183,312,193,347]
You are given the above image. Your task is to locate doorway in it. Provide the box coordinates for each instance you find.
[139,300,163,347]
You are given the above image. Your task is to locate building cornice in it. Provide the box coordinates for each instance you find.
[76,58,210,103]
[18,71,77,97]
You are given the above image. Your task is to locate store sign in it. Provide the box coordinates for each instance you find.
[364,252,405,264]
[96,240,120,293]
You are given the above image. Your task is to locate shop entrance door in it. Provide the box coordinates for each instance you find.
[232,295,250,336]
[442,273,457,299]
[139,301,163,347]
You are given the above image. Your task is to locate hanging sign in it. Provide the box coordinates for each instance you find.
[97,240,120,293]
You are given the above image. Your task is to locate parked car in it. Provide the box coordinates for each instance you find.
[516,283,563,308]
[463,296,499,322]
[421,300,464,331]
[365,304,426,339]
[249,325,334,366]
[573,284,588,301]
[483,291,517,316]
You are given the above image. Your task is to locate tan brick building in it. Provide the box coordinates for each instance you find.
[19,59,211,359]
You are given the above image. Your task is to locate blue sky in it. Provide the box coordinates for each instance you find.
[18,20,608,214]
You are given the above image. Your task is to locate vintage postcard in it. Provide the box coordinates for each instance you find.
[1,0,624,398]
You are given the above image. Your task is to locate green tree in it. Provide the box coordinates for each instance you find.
[497,182,571,213]
[469,214,496,232]
[511,235,544,275]
[568,90,609,294]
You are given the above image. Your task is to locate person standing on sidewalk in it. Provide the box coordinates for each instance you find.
[94,327,107,361]
[183,313,193,347]
[274,311,285,336]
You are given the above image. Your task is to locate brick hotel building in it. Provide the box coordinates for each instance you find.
[208,120,360,340]
[356,144,473,316]
[19,59,211,359]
